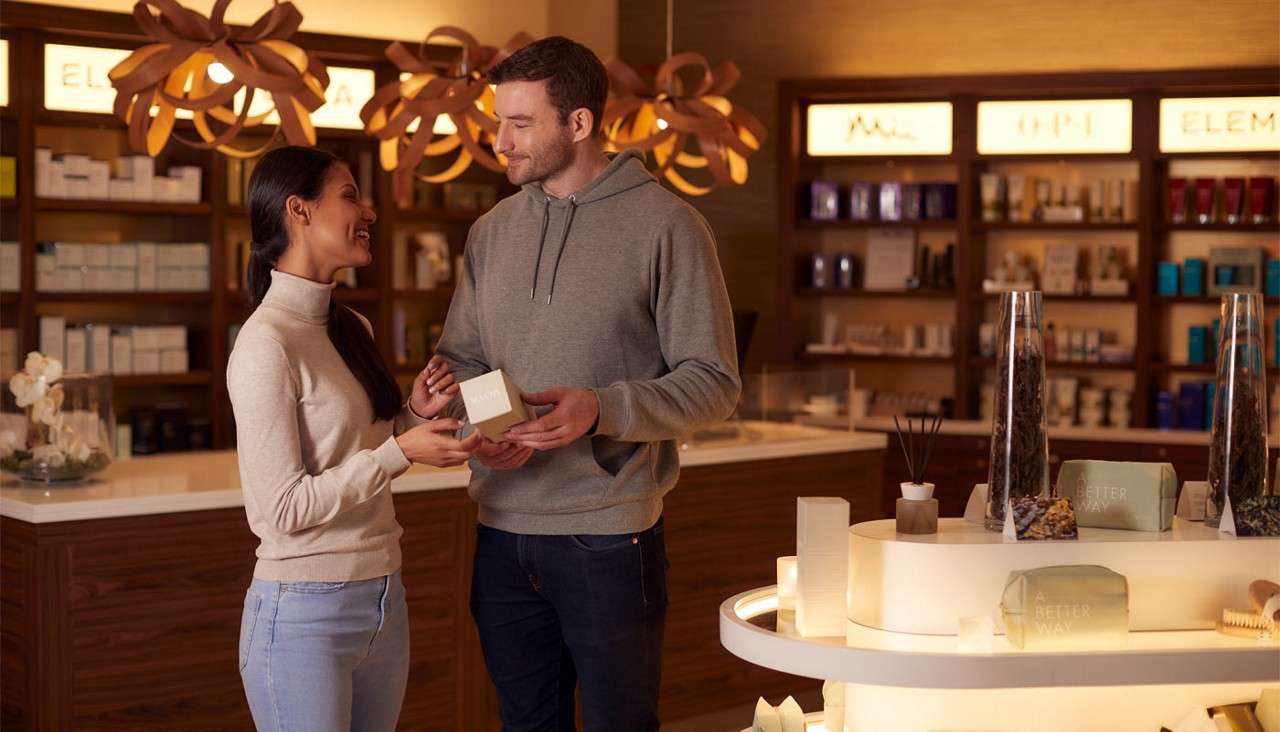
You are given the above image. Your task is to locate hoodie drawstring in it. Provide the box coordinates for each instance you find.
[545,196,577,304]
[530,194,578,304]
[530,197,551,300]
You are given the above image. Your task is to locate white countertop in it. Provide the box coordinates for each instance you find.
[848,416,1280,447]
[0,421,885,524]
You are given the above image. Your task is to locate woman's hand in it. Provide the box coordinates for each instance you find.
[395,419,482,468]
[409,355,459,419]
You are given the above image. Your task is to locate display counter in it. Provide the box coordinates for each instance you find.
[721,518,1280,731]
[0,421,885,730]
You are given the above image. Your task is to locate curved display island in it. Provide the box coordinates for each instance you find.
[721,519,1280,731]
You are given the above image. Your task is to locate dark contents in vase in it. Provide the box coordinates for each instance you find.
[1207,378,1267,523]
[988,347,1047,524]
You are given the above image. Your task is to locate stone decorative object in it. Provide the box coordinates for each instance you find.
[822,679,845,732]
[776,556,797,611]
[752,698,781,732]
[795,496,849,638]
[1006,496,1079,540]
[776,696,806,732]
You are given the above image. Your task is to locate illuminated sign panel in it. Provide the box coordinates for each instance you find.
[806,102,953,156]
[0,39,9,107]
[1159,96,1280,153]
[977,99,1132,155]
[44,43,129,113]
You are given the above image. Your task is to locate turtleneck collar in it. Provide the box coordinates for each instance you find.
[261,269,335,324]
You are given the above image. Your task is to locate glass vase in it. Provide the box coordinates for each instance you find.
[985,291,1049,531]
[1,369,114,484]
[1206,293,1270,529]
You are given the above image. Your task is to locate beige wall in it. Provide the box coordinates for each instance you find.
[16,0,616,56]
[618,0,1280,368]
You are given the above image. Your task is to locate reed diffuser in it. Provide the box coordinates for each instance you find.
[894,414,943,534]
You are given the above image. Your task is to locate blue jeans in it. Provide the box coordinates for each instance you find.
[239,572,409,732]
[470,517,668,732]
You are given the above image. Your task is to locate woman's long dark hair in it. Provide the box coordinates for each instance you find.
[246,146,401,422]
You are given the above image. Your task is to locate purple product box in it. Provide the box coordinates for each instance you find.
[807,181,841,220]
[848,181,878,221]
[902,184,924,220]
[924,183,957,220]
[879,182,904,222]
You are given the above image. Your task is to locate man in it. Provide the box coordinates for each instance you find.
[436,36,740,731]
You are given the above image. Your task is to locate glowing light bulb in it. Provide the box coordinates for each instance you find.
[432,115,457,135]
[656,118,669,130]
[207,62,234,84]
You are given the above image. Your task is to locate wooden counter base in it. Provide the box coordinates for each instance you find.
[1,449,883,730]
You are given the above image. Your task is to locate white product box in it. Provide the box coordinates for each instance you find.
[59,153,90,177]
[131,156,154,200]
[84,268,111,291]
[795,496,850,638]
[39,316,67,363]
[59,268,85,292]
[47,161,67,198]
[64,328,87,373]
[110,333,133,375]
[184,243,210,267]
[459,369,530,441]
[36,250,56,273]
[108,179,133,200]
[54,242,84,268]
[36,269,55,292]
[108,243,138,269]
[155,326,186,351]
[132,349,160,375]
[152,177,181,202]
[136,243,157,290]
[0,242,19,291]
[131,326,160,352]
[155,269,180,291]
[84,244,110,268]
[66,176,90,199]
[156,244,184,269]
[108,269,136,291]
[88,324,111,372]
[159,349,189,374]
[88,160,110,199]
[35,148,53,197]
[171,166,202,202]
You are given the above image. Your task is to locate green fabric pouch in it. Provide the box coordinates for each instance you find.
[1056,460,1177,531]
[1000,565,1129,650]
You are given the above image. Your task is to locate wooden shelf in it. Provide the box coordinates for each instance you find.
[977,292,1134,303]
[800,352,954,366]
[35,198,212,216]
[35,292,212,304]
[795,218,956,230]
[1160,221,1279,233]
[971,356,1135,372]
[1156,152,1280,162]
[111,371,212,387]
[1151,362,1279,376]
[975,221,1137,231]
[1,198,15,211]
[392,207,485,223]
[797,288,956,299]
[1155,295,1223,304]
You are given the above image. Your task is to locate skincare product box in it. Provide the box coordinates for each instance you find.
[795,496,849,638]
[807,181,840,221]
[847,181,878,220]
[459,369,530,442]
[1000,565,1129,650]
[1181,258,1205,297]
[1057,460,1177,531]
[1156,261,1179,296]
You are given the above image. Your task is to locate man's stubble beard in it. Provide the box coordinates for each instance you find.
[506,132,576,188]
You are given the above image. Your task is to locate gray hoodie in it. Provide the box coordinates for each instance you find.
[436,149,741,534]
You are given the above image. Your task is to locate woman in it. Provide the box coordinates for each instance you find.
[227,145,480,731]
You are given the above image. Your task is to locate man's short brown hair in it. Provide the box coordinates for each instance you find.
[487,36,608,135]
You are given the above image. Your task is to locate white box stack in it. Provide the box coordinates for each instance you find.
[795,496,850,638]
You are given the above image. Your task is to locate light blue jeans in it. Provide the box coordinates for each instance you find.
[239,572,409,732]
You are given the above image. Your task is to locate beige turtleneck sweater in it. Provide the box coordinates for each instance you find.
[227,270,423,581]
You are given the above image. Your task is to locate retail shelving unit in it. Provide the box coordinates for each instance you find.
[777,70,1280,427]
[0,3,512,448]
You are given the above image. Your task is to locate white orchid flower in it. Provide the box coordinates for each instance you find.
[9,372,47,408]
[31,396,60,427]
[31,444,66,468]
[0,430,19,459]
[42,357,63,384]
[48,383,65,411]
[23,352,46,378]
[67,438,91,462]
